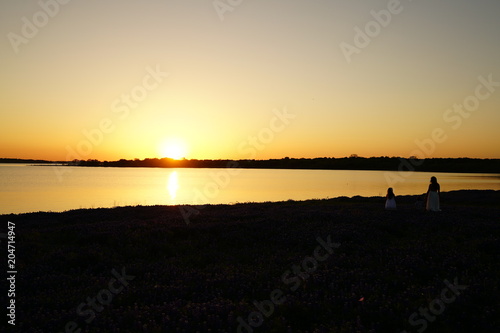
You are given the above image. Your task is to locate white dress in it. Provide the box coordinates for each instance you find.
[385,197,396,210]
[426,191,441,211]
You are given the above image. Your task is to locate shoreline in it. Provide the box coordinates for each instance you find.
[2,189,499,217]
[5,160,500,176]
[2,156,500,174]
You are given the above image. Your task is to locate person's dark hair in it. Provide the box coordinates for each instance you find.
[430,176,437,184]
[387,187,395,199]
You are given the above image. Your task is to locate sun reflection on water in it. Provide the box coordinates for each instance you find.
[167,171,179,200]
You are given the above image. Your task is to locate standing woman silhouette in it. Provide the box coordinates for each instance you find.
[385,187,396,210]
[426,176,441,211]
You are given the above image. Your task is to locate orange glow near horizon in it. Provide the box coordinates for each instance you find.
[1,2,500,161]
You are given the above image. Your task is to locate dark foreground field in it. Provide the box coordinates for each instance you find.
[2,190,500,333]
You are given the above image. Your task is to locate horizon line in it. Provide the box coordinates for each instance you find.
[2,156,500,162]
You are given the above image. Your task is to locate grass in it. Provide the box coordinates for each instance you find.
[3,190,500,332]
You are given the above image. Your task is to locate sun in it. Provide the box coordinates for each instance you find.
[160,139,187,160]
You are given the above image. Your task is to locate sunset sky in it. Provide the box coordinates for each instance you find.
[1,0,499,161]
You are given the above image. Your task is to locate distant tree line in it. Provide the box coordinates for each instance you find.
[67,156,500,174]
[2,157,499,173]
[0,158,56,164]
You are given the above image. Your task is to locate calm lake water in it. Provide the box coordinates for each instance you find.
[1,163,499,214]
